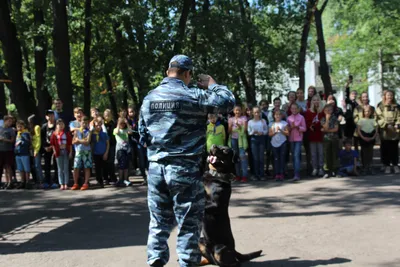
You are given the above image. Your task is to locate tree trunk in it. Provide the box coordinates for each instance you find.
[21,42,35,100]
[52,0,73,117]
[94,27,119,116]
[201,0,210,69]
[314,6,332,95]
[113,23,138,105]
[122,90,128,109]
[104,71,118,118]
[190,0,197,55]
[83,0,92,116]
[240,69,254,104]
[0,1,36,120]
[122,19,148,104]
[34,3,51,121]
[298,0,316,91]
[173,0,192,55]
[0,82,7,116]
[238,0,256,105]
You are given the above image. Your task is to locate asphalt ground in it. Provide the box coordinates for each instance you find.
[1,173,400,267]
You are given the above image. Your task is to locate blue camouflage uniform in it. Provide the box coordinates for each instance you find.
[139,55,235,267]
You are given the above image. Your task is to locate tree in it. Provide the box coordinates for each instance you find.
[327,0,400,92]
[0,0,36,119]
[33,0,52,120]
[0,82,6,115]
[314,0,333,95]
[52,0,73,116]
[298,0,317,90]
[83,0,92,116]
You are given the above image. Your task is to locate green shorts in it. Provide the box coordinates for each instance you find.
[74,150,93,169]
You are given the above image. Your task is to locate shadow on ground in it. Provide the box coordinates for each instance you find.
[0,172,399,258]
[232,174,400,219]
[244,257,351,266]
[0,186,149,255]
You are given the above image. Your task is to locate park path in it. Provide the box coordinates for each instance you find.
[1,173,400,267]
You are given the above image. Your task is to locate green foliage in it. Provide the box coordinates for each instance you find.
[326,0,400,92]
[1,0,307,112]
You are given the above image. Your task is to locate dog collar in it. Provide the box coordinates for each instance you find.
[206,169,236,184]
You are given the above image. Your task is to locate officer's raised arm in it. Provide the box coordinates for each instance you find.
[195,74,235,114]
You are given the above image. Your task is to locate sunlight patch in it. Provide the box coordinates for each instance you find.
[0,217,79,245]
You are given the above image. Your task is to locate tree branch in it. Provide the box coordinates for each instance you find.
[320,0,329,13]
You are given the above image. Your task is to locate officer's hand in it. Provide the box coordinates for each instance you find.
[208,76,216,87]
[197,74,209,89]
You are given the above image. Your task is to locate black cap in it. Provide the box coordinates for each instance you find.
[46,110,55,115]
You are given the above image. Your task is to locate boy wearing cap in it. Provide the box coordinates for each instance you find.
[41,110,58,189]
[139,54,235,267]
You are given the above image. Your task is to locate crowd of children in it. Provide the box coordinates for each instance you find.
[0,100,148,190]
[205,87,400,181]
[0,87,399,189]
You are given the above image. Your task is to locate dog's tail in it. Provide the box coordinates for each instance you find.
[235,250,263,262]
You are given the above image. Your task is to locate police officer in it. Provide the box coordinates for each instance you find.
[139,55,235,267]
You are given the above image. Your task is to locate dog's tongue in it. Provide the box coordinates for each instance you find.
[207,155,217,164]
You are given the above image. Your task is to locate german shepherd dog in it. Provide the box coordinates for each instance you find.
[199,145,262,266]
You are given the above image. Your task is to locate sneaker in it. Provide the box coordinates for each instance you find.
[318,169,324,176]
[17,183,27,189]
[234,176,241,182]
[275,175,280,182]
[80,183,89,190]
[250,175,258,181]
[71,184,80,190]
[394,166,400,174]
[241,177,248,182]
[41,183,50,189]
[323,173,330,179]
[385,166,391,174]
[50,183,59,189]
[336,174,343,178]
[312,169,318,176]
[290,176,300,182]
[5,183,13,190]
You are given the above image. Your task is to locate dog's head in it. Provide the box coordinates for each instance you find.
[207,145,238,174]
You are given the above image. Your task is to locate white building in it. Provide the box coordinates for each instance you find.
[302,51,392,107]
[254,51,396,106]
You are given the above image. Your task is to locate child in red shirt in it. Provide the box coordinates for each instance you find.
[304,95,325,177]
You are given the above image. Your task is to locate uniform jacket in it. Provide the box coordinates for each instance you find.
[376,103,400,140]
[139,77,235,162]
